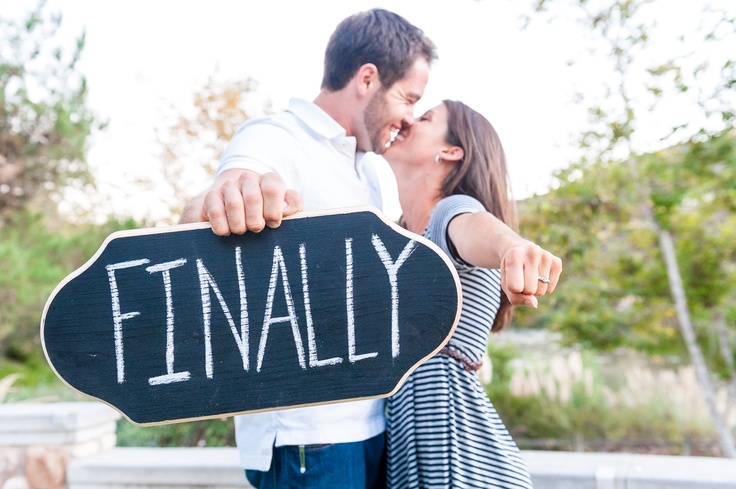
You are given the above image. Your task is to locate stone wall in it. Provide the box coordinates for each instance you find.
[0,403,119,489]
[2,403,736,488]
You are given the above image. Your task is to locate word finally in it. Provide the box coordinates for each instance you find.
[105,234,417,387]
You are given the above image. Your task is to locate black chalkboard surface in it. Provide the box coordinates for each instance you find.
[41,207,461,425]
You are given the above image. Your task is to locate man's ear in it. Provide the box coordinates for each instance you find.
[440,146,465,164]
[355,63,380,95]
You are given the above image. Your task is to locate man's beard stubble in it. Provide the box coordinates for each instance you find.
[363,90,390,155]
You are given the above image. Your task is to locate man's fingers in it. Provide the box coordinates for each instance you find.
[196,170,302,236]
[283,189,303,217]
[203,189,231,236]
[240,173,266,233]
[260,172,288,229]
[222,181,247,234]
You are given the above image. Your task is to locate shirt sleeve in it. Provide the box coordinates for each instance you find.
[425,194,486,269]
[216,119,301,188]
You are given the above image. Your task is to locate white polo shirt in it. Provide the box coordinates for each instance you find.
[217,98,386,471]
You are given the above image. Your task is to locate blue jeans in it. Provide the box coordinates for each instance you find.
[245,432,386,489]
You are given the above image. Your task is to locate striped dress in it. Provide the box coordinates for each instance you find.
[386,195,533,489]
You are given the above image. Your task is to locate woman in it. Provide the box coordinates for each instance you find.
[383,100,545,488]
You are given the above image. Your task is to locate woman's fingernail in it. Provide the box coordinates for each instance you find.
[524,298,538,308]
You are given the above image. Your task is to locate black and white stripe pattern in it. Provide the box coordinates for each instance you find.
[387,195,533,488]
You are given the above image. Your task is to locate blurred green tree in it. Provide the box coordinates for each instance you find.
[519,0,736,456]
[0,212,137,361]
[152,74,270,222]
[0,1,111,365]
[0,0,100,223]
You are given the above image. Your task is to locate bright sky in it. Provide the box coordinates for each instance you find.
[6,0,735,223]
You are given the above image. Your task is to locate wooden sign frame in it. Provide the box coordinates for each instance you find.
[41,207,461,425]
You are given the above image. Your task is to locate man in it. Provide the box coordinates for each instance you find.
[181,9,561,489]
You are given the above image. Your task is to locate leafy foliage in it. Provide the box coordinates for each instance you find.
[522,0,736,456]
[0,211,138,360]
[116,417,234,448]
[0,1,100,222]
[515,131,736,367]
[486,342,724,456]
[153,74,270,222]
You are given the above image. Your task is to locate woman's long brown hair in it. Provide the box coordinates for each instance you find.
[441,100,518,332]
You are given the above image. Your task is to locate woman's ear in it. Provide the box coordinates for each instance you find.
[440,146,465,164]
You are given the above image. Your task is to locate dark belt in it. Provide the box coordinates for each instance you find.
[438,347,483,373]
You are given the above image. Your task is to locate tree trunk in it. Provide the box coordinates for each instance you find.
[713,311,736,406]
[657,227,736,458]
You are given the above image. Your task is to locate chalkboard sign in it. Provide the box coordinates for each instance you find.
[41,207,461,425]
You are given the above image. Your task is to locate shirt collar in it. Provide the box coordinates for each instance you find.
[286,98,346,140]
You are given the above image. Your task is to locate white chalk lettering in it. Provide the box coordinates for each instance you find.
[372,235,417,358]
[197,246,250,379]
[346,238,378,363]
[257,246,307,372]
[235,246,250,368]
[300,243,342,368]
[106,259,150,384]
[146,259,190,386]
[103,233,415,385]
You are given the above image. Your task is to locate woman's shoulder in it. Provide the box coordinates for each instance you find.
[435,194,485,212]
[430,195,485,228]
